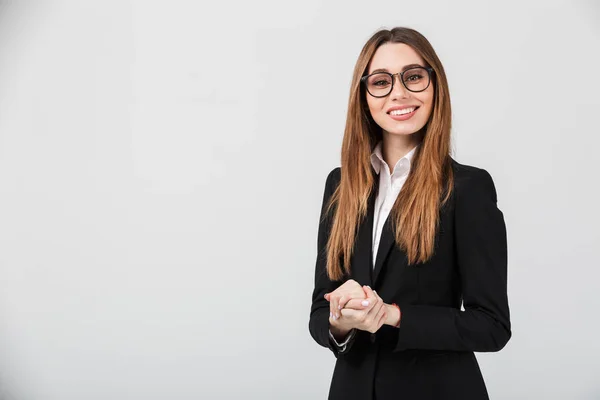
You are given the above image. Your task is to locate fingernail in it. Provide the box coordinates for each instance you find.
[362,300,369,306]
[333,314,337,320]
[338,305,342,310]
[329,312,332,318]
[366,285,371,289]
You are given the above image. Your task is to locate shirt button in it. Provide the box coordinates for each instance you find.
[370,333,376,343]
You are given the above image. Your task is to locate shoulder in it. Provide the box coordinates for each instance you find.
[324,166,342,191]
[449,157,498,204]
[319,167,341,217]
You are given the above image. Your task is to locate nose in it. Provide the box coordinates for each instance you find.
[390,73,409,99]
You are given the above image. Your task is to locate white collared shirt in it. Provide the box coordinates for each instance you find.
[369,141,418,268]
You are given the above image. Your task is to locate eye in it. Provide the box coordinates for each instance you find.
[405,73,424,82]
[366,73,392,88]
[373,79,391,87]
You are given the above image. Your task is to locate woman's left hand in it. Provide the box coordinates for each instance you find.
[339,286,388,333]
[343,289,401,328]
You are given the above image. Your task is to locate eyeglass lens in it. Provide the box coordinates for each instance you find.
[365,67,430,96]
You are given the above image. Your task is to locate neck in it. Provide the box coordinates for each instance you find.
[381,130,421,173]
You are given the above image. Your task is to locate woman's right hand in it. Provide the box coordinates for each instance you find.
[329,285,387,335]
[328,308,356,339]
[324,279,366,320]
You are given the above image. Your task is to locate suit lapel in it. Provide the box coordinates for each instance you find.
[351,167,379,287]
[372,214,396,285]
[372,183,409,287]
[352,165,409,287]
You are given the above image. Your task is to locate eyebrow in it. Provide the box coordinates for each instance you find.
[369,63,425,74]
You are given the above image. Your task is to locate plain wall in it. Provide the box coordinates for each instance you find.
[0,0,598,399]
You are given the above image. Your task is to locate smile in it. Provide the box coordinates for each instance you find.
[389,107,417,116]
[387,106,419,121]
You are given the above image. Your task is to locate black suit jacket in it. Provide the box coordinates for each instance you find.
[309,158,511,400]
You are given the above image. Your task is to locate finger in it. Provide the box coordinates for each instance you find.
[331,295,341,320]
[330,300,343,322]
[338,294,357,309]
[334,295,345,320]
[344,298,371,310]
[363,285,376,300]
[340,308,359,320]
[324,293,330,301]
[365,302,384,328]
[351,300,379,332]
[372,290,383,305]
[369,289,384,312]
[330,299,336,320]
[343,303,378,331]
[375,304,387,330]
[362,286,377,306]
[366,302,386,333]
[329,310,338,326]
[362,286,380,315]
[327,293,336,319]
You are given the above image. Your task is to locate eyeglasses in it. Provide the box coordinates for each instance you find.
[361,66,434,97]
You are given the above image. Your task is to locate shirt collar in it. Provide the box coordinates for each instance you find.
[370,141,418,175]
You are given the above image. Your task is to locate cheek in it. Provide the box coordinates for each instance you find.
[423,88,435,109]
[366,97,384,115]
[418,91,435,115]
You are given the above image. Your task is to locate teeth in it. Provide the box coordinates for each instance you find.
[390,107,416,116]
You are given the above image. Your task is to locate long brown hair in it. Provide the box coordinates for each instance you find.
[324,27,455,281]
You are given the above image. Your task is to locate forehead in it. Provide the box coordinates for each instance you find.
[367,43,425,74]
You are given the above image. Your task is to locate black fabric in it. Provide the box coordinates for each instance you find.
[308,158,511,400]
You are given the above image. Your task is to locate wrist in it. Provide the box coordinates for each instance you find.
[385,303,401,328]
[330,324,351,341]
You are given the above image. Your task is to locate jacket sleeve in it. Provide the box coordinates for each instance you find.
[308,167,356,358]
[393,168,512,353]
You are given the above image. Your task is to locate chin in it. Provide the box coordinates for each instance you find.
[384,124,425,136]
[376,115,427,136]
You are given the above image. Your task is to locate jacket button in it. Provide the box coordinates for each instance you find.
[370,333,376,343]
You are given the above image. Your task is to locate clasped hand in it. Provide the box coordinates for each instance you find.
[324,279,388,334]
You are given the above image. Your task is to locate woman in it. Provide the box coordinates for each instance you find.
[308,27,511,400]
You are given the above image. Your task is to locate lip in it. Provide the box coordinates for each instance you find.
[386,105,420,114]
[388,107,418,121]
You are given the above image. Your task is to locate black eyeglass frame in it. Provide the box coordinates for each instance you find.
[360,66,435,97]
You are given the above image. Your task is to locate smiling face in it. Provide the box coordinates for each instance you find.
[365,43,434,138]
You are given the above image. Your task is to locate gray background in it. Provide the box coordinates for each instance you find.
[0,0,598,399]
